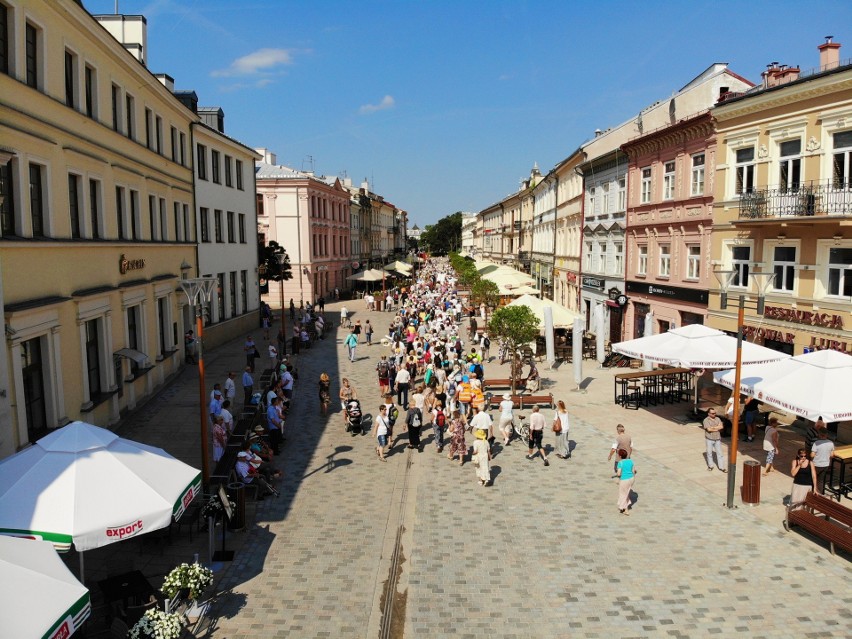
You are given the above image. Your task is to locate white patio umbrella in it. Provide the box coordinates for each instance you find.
[713,349,852,422]
[498,283,540,296]
[612,323,789,369]
[642,309,654,371]
[508,294,580,328]
[0,421,201,578]
[346,268,386,282]
[0,536,91,639]
[383,260,412,275]
[594,304,606,366]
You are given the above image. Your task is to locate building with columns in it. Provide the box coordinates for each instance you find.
[255,149,351,306]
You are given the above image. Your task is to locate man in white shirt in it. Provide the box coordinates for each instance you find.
[280,366,295,400]
[811,428,835,494]
[395,366,411,408]
[469,405,493,443]
[224,372,236,403]
[526,404,549,466]
[220,400,235,435]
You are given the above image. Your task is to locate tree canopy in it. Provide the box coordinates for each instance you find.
[258,240,293,282]
[420,212,462,254]
[488,305,540,393]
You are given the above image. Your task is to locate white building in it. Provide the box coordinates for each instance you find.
[460,212,477,255]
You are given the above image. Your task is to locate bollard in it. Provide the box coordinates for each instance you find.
[741,460,761,506]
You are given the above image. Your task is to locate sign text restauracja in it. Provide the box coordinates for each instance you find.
[764,305,844,329]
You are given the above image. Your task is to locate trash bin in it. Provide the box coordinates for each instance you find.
[375,298,383,312]
[227,482,246,530]
[741,460,760,506]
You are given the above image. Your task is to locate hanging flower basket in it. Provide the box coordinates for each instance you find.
[128,609,185,639]
[161,562,214,601]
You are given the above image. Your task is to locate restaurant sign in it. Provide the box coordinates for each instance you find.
[119,254,145,275]
[582,276,605,291]
[764,305,844,329]
[625,280,709,305]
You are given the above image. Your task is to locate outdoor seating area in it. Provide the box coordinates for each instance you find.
[614,367,693,409]
[784,492,852,556]
[487,392,554,410]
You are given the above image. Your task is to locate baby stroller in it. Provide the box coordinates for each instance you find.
[345,399,363,435]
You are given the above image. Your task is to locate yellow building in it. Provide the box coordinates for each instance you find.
[0,0,198,457]
[709,39,851,356]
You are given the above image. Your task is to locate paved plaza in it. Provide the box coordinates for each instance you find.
[81,300,850,638]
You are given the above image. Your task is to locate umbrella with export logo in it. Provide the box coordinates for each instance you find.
[0,536,91,639]
[0,421,201,580]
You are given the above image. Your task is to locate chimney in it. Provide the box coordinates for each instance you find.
[594,128,602,137]
[254,148,276,165]
[154,73,174,92]
[818,36,841,71]
[93,14,148,66]
[361,179,370,192]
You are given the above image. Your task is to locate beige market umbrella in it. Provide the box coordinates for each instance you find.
[507,294,580,327]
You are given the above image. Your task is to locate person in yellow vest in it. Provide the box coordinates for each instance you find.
[457,375,473,419]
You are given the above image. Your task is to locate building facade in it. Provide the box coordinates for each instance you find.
[552,149,585,311]
[0,1,197,456]
[530,171,557,299]
[255,150,351,306]
[709,40,852,356]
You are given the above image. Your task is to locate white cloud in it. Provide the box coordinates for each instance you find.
[359,95,396,115]
[212,48,296,78]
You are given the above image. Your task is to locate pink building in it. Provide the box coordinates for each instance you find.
[255,150,351,306]
[621,111,717,337]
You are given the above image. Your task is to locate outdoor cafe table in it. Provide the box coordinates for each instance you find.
[98,569,156,611]
[824,444,852,501]
[613,367,692,406]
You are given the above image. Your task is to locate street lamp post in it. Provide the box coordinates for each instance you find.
[179,277,217,489]
[275,254,287,356]
[714,269,776,509]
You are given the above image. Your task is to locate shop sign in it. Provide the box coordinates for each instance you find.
[625,280,708,305]
[582,276,605,291]
[764,305,844,329]
[808,336,852,355]
[119,254,145,275]
[608,287,621,301]
[743,325,795,344]
[566,272,577,283]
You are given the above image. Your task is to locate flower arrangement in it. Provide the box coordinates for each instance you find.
[128,609,185,639]
[161,562,214,601]
[199,494,233,521]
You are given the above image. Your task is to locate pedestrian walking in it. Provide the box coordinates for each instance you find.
[339,378,357,424]
[616,448,637,515]
[607,424,633,476]
[431,401,446,453]
[184,330,196,364]
[289,299,296,322]
[268,343,278,370]
[552,399,571,459]
[703,408,727,472]
[790,448,817,507]
[345,329,358,362]
[472,428,492,486]
[318,373,331,416]
[811,428,835,493]
[526,404,549,466]
[405,399,423,451]
[395,365,411,407]
[742,396,761,442]
[498,393,515,445]
[372,405,390,461]
[447,409,467,466]
[762,417,780,475]
[318,296,325,313]
[242,366,254,406]
[377,356,391,397]
[365,320,374,346]
[223,371,236,403]
[244,335,258,372]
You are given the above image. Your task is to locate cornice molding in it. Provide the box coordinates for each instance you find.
[714,74,852,121]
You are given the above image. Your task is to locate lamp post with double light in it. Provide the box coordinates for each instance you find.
[713,269,776,509]
[180,277,217,489]
[275,253,287,355]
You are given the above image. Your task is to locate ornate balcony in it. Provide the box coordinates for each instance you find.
[739,182,852,220]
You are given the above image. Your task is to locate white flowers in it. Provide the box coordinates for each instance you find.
[161,562,214,601]
[128,609,185,639]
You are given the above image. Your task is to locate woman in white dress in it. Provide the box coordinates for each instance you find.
[472,428,491,486]
[553,399,571,459]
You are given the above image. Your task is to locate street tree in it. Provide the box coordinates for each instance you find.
[470,278,500,318]
[488,305,540,394]
[258,240,293,290]
[420,212,462,254]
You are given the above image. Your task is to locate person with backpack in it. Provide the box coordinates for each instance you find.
[376,356,391,397]
[383,393,400,448]
[372,405,390,462]
[344,329,358,363]
[365,320,374,346]
[481,333,491,362]
[432,401,447,453]
[405,399,423,451]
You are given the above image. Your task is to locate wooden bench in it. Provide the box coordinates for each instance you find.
[784,491,852,556]
[484,377,528,391]
[488,392,554,410]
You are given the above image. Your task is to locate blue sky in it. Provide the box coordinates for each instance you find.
[84,1,852,228]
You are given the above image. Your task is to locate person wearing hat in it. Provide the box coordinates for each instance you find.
[208,388,223,426]
[472,428,491,486]
[526,404,549,466]
[250,426,274,462]
[235,442,277,499]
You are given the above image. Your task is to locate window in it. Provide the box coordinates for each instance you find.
[588,187,596,216]
[735,147,755,194]
[235,160,244,190]
[240,270,248,314]
[613,242,623,274]
[89,178,100,239]
[227,211,235,242]
[159,198,167,241]
[211,150,220,184]
[691,153,705,196]
[84,65,95,118]
[640,168,652,203]
[779,139,801,192]
[173,202,181,241]
[658,244,671,277]
[183,204,190,242]
[129,190,139,240]
[125,94,135,140]
[238,213,246,243]
[617,178,626,212]
[170,126,177,161]
[148,195,157,240]
[179,132,186,166]
[197,144,207,180]
[225,155,233,187]
[29,163,45,236]
[145,108,152,148]
[68,174,81,239]
[686,244,701,280]
[115,186,125,239]
[598,241,607,273]
[216,273,225,321]
[229,271,237,317]
[637,245,648,275]
[602,183,611,214]
[827,248,851,298]
[0,3,8,75]
[731,245,751,287]
[1,158,16,236]
[200,207,209,242]
[126,305,141,376]
[65,50,77,108]
[21,337,47,442]
[85,319,102,401]
[832,130,852,189]
[155,116,162,154]
[111,84,121,132]
[772,246,796,292]
[156,297,168,357]
[25,22,38,89]
[214,209,222,242]
[663,161,675,200]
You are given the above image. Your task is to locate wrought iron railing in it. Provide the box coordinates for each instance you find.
[739,182,852,219]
